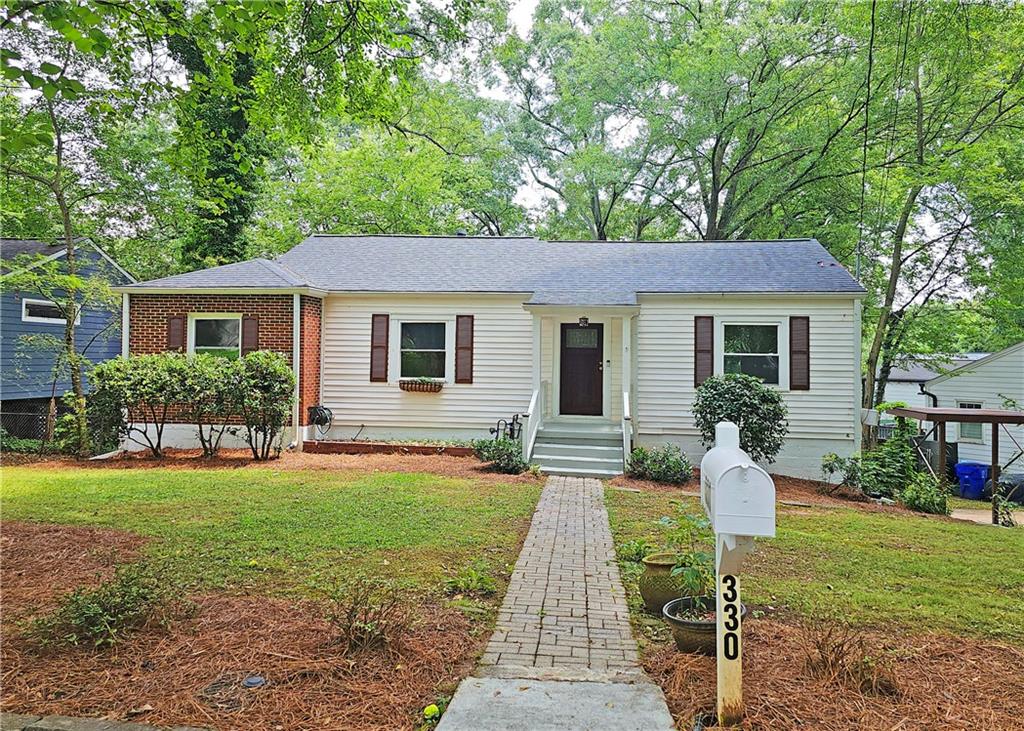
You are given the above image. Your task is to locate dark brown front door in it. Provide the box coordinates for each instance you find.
[560,323,604,415]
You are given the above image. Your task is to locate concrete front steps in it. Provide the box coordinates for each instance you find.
[530,422,624,478]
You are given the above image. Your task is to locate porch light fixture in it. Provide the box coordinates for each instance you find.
[578,316,589,327]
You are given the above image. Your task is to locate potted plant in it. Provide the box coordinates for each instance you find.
[399,377,443,393]
[638,512,714,614]
[663,595,748,655]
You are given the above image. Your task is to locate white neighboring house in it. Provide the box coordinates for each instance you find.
[879,355,987,414]
[115,235,866,479]
[924,341,1024,475]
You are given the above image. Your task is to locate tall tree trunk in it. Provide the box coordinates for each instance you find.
[55,189,90,457]
[862,185,922,418]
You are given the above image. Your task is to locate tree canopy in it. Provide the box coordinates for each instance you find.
[2,0,1022,409]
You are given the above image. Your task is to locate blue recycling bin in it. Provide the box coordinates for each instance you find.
[954,462,990,500]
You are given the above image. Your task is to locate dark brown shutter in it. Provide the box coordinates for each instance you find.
[167,315,185,352]
[455,315,474,384]
[694,316,714,386]
[241,315,259,355]
[790,316,810,390]
[370,314,389,382]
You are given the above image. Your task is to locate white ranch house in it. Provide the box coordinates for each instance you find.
[116,235,866,478]
[925,340,1024,475]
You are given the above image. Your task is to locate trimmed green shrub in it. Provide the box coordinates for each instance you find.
[898,472,949,515]
[91,353,189,458]
[27,563,175,648]
[472,437,528,474]
[692,373,789,464]
[627,444,693,483]
[232,351,295,461]
[180,354,237,457]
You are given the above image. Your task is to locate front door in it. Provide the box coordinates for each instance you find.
[559,323,604,416]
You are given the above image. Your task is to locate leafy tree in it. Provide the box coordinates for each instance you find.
[1,89,113,456]
[248,80,526,256]
[859,2,1024,416]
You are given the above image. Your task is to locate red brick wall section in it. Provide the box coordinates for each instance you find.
[298,295,322,426]
[129,294,295,361]
[128,294,298,425]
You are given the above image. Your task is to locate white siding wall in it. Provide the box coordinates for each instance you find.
[634,295,860,478]
[320,294,534,440]
[882,381,931,411]
[927,343,1024,475]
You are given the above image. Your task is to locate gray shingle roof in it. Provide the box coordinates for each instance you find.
[123,235,865,300]
[124,258,308,290]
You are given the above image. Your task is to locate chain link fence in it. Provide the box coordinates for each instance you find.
[1,409,50,440]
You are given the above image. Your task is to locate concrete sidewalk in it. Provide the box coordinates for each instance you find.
[438,476,674,730]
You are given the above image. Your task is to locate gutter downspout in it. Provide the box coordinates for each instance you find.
[291,293,301,450]
[121,293,130,357]
[919,383,938,407]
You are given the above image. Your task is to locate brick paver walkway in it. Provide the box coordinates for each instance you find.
[479,476,638,671]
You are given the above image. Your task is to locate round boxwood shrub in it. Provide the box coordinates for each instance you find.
[692,373,789,464]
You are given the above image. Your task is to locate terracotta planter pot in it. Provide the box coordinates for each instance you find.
[638,552,686,614]
[399,380,443,393]
[663,596,747,655]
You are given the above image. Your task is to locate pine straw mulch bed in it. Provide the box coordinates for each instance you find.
[0,521,488,730]
[15,448,544,486]
[644,618,1024,731]
[610,471,911,513]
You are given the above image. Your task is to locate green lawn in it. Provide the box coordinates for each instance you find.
[607,488,1024,644]
[1,466,541,596]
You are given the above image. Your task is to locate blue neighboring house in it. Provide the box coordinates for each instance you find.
[1,238,135,437]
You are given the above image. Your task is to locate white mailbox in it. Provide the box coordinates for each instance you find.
[700,421,776,540]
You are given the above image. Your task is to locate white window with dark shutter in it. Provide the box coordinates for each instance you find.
[375,315,474,384]
[188,314,242,359]
[714,318,791,389]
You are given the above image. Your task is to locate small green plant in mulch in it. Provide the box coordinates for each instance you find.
[616,537,656,563]
[627,444,692,484]
[897,472,950,516]
[320,575,412,654]
[445,560,498,597]
[26,562,180,649]
[471,437,529,474]
[993,492,1018,528]
[0,427,45,454]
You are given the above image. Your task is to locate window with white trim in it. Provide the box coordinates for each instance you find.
[189,315,241,359]
[22,298,76,325]
[400,322,447,379]
[723,323,780,384]
[958,402,983,441]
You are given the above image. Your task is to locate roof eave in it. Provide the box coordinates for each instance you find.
[114,285,328,298]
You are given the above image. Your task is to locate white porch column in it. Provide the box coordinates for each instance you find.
[622,315,632,399]
[532,314,542,394]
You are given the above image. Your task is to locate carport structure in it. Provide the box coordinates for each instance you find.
[886,406,1024,525]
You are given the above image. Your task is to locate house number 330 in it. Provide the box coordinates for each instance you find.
[721,574,740,661]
